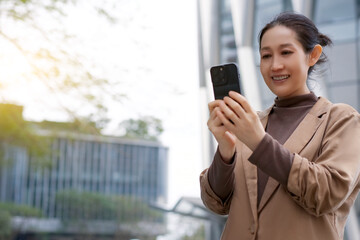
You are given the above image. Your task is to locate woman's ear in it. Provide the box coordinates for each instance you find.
[309,44,323,66]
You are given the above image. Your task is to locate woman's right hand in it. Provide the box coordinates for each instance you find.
[207,100,236,163]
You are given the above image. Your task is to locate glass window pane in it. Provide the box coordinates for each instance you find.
[257,0,281,7]
[328,84,358,109]
[253,4,282,50]
[314,0,356,23]
[318,20,356,42]
[224,0,231,10]
[325,42,357,82]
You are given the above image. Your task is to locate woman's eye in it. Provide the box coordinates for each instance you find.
[282,51,293,55]
[261,54,271,59]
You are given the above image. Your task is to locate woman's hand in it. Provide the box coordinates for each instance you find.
[217,91,266,151]
[207,100,237,163]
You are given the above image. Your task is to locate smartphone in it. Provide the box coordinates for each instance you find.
[210,63,241,100]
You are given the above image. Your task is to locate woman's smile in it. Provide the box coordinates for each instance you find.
[271,75,290,81]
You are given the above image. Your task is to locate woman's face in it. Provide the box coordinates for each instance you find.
[259,25,311,99]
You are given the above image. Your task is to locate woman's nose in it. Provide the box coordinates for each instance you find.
[270,58,284,71]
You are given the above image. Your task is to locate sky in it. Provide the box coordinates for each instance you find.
[0,0,202,208]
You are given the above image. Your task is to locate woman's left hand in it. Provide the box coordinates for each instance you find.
[216,91,266,151]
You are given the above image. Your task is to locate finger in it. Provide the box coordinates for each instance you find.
[229,91,252,113]
[208,108,224,127]
[216,107,237,130]
[208,100,223,113]
[223,96,246,118]
[212,113,223,127]
[209,106,221,120]
[218,101,239,124]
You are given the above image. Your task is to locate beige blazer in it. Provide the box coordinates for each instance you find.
[200,97,360,240]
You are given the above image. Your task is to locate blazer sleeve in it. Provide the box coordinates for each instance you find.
[199,168,233,215]
[287,104,360,217]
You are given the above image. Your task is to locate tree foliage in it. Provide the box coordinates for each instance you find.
[120,116,164,141]
[0,0,122,130]
[0,0,164,140]
[0,202,42,218]
[55,190,162,222]
[0,103,50,164]
[0,202,43,239]
[0,210,11,240]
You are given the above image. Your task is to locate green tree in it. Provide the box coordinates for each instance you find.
[120,116,164,141]
[0,103,50,166]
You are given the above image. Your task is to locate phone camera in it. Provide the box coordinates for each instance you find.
[211,65,227,85]
[218,68,226,84]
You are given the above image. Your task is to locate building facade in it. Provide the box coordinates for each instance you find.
[0,132,168,237]
[198,0,360,239]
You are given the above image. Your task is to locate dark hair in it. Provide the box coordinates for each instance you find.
[258,12,332,75]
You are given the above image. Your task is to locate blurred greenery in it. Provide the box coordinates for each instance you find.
[55,190,163,222]
[0,202,42,218]
[120,116,164,141]
[0,202,43,239]
[0,0,164,140]
[0,102,109,169]
[181,225,205,240]
[0,210,11,240]
[0,0,121,131]
[0,1,166,237]
[0,103,50,166]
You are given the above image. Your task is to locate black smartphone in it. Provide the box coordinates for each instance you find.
[210,63,241,100]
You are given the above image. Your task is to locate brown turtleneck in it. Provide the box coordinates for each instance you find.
[207,92,318,205]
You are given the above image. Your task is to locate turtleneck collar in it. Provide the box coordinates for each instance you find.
[274,92,318,108]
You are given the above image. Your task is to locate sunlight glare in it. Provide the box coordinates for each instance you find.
[0,38,33,105]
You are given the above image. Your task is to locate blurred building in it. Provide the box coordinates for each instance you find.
[0,116,168,238]
[197,0,360,239]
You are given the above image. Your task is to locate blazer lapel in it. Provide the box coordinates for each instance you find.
[257,97,329,213]
[242,108,271,219]
[242,146,259,221]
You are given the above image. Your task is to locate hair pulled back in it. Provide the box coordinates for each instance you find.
[258,12,332,75]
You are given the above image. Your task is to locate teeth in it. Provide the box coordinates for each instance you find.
[272,75,289,80]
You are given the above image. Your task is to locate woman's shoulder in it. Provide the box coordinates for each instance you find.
[320,97,359,116]
[317,97,360,125]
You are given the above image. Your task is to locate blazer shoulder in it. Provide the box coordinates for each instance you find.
[314,97,359,119]
[330,102,359,115]
[316,99,360,134]
[327,102,360,124]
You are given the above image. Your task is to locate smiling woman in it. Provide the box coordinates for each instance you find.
[200,12,360,240]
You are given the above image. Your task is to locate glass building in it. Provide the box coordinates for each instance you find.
[0,129,168,238]
[198,0,360,239]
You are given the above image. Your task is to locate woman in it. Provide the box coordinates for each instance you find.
[200,12,360,240]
